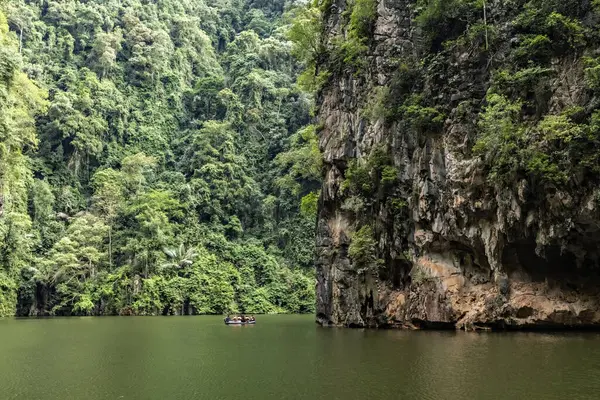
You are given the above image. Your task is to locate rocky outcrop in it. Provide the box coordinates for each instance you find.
[315,0,600,329]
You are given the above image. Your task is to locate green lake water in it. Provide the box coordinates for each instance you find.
[1,315,600,399]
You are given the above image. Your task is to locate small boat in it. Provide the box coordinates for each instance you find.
[224,317,256,325]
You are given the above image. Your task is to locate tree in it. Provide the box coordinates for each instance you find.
[0,0,317,316]
[181,121,261,226]
[0,9,46,316]
[92,168,125,268]
[89,30,123,78]
[162,244,198,271]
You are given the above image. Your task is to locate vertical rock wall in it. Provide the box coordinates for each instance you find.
[315,0,600,329]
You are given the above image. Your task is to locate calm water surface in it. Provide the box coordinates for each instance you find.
[1,315,600,399]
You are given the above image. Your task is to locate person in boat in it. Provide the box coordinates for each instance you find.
[241,315,247,323]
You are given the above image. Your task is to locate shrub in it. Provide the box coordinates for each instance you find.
[546,12,586,49]
[0,274,17,317]
[385,60,423,116]
[513,34,552,65]
[332,0,377,70]
[380,165,399,186]
[491,67,553,113]
[473,94,525,183]
[524,114,587,184]
[445,21,499,52]
[398,95,445,133]
[341,160,373,195]
[513,4,587,52]
[415,0,482,51]
[584,56,600,90]
[337,35,369,68]
[300,191,319,218]
[348,225,378,274]
[362,86,391,122]
[349,0,377,39]
[411,266,433,284]
[316,0,334,13]
[474,93,598,185]
[341,196,366,213]
[390,198,408,212]
[342,145,398,195]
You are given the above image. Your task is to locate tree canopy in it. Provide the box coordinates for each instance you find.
[0,0,321,317]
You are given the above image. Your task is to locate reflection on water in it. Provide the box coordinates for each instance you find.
[1,316,600,400]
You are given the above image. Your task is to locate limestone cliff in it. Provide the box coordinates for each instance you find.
[315,0,600,329]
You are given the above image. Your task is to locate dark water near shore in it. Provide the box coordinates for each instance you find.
[1,315,600,399]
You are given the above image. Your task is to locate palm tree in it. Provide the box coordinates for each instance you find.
[162,244,198,270]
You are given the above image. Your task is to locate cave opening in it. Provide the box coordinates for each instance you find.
[501,240,600,290]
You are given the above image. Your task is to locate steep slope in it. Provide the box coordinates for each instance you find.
[315,0,600,329]
[0,0,319,317]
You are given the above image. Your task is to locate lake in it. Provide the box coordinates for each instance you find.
[1,315,600,399]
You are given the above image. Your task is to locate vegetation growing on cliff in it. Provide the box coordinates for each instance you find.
[287,2,327,92]
[409,0,600,189]
[348,225,380,274]
[474,93,600,185]
[340,0,377,67]
[341,145,398,201]
[0,0,321,317]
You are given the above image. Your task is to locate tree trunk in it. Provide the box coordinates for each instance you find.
[108,225,112,269]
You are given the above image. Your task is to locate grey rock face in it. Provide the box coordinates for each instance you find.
[315,0,600,329]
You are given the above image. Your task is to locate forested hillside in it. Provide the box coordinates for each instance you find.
[0,0,321,316]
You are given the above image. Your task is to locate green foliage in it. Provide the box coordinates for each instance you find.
[0,0,317,316]
[474,93,600,185]
[444,21,499,52]
[381,166,399,186]
[513,35,552,64]
[348,0,378,39]
[390,198,408,212]
[316,0,334,13]
[513,3,588,54]
[473,94,526,183]
[287,6,322,65]
[300,191,319,218]
[545,12,586,49]
[411,266,433,284]
[348,225,378,274]
[341,196,366,214]
[342,144,398,197]
[398,95,445,133]
[287,2,331,92]
[337,36,369,69]
[329,0,378,70]
[525,114,589,183]
[0,272,17,317]
[490,67,553,111]
[0,9,47,317]
[584,56,600,90]
[342,160,373,195]
[275,124,322,195]
[415,0,482,50]
[362,86,391,122]
[297,67,330,93]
